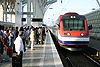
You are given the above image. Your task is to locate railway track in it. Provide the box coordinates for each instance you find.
[50,31,100,67]
[58,46,100,67]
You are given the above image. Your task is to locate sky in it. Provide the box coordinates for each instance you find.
[43,0,100,26]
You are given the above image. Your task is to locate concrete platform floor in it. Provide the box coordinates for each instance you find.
[0,32,63,67]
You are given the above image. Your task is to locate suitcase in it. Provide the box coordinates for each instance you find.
[12,53,22,67]
[7,48,13,57]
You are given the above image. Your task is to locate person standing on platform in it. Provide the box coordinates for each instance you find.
[13,27,19,53]
[14,27,19,40]
[9,28,14,48]
[30,27,35,50]
[14,31,24,67]
[19,27,26,52]
[0,25,8,63]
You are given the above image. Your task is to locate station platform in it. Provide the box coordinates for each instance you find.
[0,32,63,67]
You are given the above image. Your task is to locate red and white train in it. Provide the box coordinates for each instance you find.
[55,12,92,51]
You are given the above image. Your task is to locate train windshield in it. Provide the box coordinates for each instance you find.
[63,19,85,31]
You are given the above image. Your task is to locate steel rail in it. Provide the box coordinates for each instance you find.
[83,53,100,66]
[65,57,75,67]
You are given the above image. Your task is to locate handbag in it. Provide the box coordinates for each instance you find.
[7,47,13,57]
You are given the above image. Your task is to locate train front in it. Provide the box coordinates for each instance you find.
[58,13,90,51]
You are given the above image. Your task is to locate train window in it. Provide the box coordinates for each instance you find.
[63,19,85,31]
[63,20,69,30]
[73,20,79,29]
[69,20,74,29]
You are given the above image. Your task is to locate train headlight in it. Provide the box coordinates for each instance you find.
[70,16,76,18]
[81,33,84,36]
[67,33,71,36]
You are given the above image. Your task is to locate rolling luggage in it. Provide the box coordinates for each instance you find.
[12,53,22,67]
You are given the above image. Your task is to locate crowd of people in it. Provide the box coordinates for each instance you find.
[0,25,46,64]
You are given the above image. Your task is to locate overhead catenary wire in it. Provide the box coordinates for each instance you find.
[96,0,100,8]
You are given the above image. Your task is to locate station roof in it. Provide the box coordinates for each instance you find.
[0,0,57,9]
[0,0,27,6]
